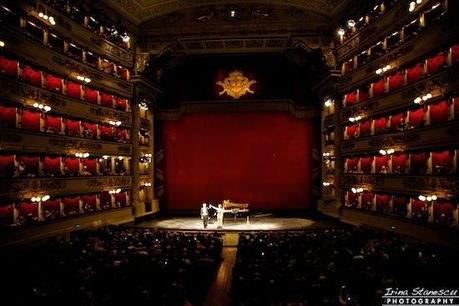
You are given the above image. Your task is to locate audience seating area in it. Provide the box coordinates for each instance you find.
[1,227,223,306]
[232,227,459,306]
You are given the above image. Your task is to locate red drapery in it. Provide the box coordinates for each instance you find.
[410,152,428,172]
[426,53,446,74]
[358,90,369,103]
[406,63,424,84]
[21,65,42,86]
[411,199,427,216]
[361,191,374,209]
[64,157,80,175]
[100,93,114,108]
[360,156,373,173]
[388,72,405,91]
[391,153,407,173]
[115,192,127,207]
[434,200,454,225]
[429,100,449,124]
[375,155,388,173]
[392,196,409,215]
[390,113,404,131]
[18,155,39,176]
[373,117,387,134]
[372,78,386,96]
[451,45,459,63]
[0,105,17,128]
[408,107,425,128]
[44,114,62,133]
[115,98,128,111]
[82,194,97,212]
[45,74,63,92]
[63,196,80,216]
[359,120,371,137]
[17,202,38,225]
[431,150,451,168]
[21,109,41,131]
[0,155,15,177]
[42,199,60,220]
[43,156,61,176]
[346,124,358,138]
[344,92,357,106]
[66,82,81,99]
[100,125,113,140]
[0,55,18,77]
[0,204,14,227]
[376,194,390,212]
[82,122,97,138]
[65,119,80,137]
[116,128,128,142]
[346,157,359,172]
[83,158,97,174]
[84,87,98,104]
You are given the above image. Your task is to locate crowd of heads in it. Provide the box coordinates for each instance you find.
[232,227,459,306]
[1,227,223,306]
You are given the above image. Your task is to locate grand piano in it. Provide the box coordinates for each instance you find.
[222,199,250,221]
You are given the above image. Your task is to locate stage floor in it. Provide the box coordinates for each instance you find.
[135,216,319,231]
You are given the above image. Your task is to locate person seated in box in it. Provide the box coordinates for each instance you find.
[83,202,95,213]
[81,166,92,176]
[397,117,407,131]
[82,127,94,138]
[14,162,25,178]
[43,208,58,220]
[380,165,389,174]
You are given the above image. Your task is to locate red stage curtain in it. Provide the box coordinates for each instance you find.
[45,74,63,92]
[358,90,369,103]
[388,72,405,91]
[42,199,60,220]
[44,114,62,133]
[64,157,80,175]
[63,196,80,216]
[0,204,14,227]
[346,124,358,139]
[375,155,388,173]
[21,65,42,86]
[426,52,446,74]
[99,191,112,210]
[65,119,80,137]
[359,120,371,137]
[17,202,38,226]
[84,87,98,104]
[0,55,18,77]
[410,152,428,173]
[116,128,128,142]
[43,156,61,176]
[82,122,97,138]
[100,93,114,108]
[346,157,359,172]
[390,113,405,131]
[346,191,359,207]
[0,155,15,177]
[391,153,407,173]
[372,78,386,96]
[408,107,425,128]
[21,109,41,131]
[115,98,128,111]
[376,194,390,213]
[361,191,374,210]
[66,82,81,99]
[82,194,97,212]
[373,117,387,135]
[360,156,373,173]
[115,192,127,208]
[451,45,459,63]
[344,92,357,106]
[406,63,424,84]
[18,155,39,176]
[434,200,454,226]
[392,196,409,217]
[82,158,97,174]
[429,100,449,124]
[100,125,113,140]
[0,105,17,128]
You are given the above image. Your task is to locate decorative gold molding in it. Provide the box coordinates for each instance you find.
[216,70,256,99]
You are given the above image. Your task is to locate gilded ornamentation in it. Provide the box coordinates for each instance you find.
[216,70,257,99]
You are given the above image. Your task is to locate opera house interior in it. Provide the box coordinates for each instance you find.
[1,0,459,305]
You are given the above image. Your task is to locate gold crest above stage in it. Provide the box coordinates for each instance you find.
[216,70,257,99]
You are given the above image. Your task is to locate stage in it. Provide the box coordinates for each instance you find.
[135,216,328,231]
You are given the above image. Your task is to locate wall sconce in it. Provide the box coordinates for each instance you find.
[31,194,50,202]
[108,120,122,126]
[75,152,89,158]
[351,187,364,194]
[347,19,356,28]
[144,182,152,187]
[379,148,395,155]
[0,40,5,48]
[122,34,130,43]
[349,115,362,122]
[322,182,332,187]
[76,75,91,83]
[413,93,432,104]
[418,194,437,202]
[409,0,423,12]
[38,12,56,25]
[324,99,333,107]
[117,156,124,160]
[33,103,52,112]
[102,155,109,159]
[337,28,346,37]
[375,64,392,75]
[109,188,122,194]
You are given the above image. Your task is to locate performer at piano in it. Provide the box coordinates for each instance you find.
[200,203,209,229]
[209,204,227,229]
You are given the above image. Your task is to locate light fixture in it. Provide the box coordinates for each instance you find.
[349,115,362,122]
[43,105,51,112]
[376,64,392,75]
[0,40,5,48]
[322,182,332,187]
[229,9,236,18]
[117,156,124,160]
[379,149,387,155]
[76,75,91,83]
[409,0,423,12]
[37,11,56,25]
[109,120,122,126]
[379,148,395,155]
[102,155,109,159]
[32,103,52,112]
[41,195,50,201]
[347,19,356,28]
[337,28,346,36]
[418,194,438,202]
[324,99,333,107]
[122,35,130,43]
[75,152,89,158]
[144,182,152,187]
[351,187,364,194]
[413,92,433,104]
